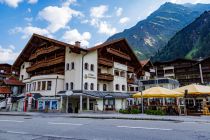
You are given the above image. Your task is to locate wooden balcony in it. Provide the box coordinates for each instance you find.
[29,46,60,60]
[128,66,134,72]
[26,56,65,72]
[107,48,131,60]
[98,58,113,67]
[98,73,114,81]
[127,78,135,84]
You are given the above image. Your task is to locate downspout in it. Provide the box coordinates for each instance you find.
[81,51,88,92]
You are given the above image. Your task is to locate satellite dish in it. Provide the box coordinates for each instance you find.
[66,91,73,96]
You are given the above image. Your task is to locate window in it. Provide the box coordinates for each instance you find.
[90,64,94,71]
[70,82,74,90]
[122,85,125,91]
[120,71,125,77]
[135,87,139,91]
[84,82,88,90]
[21,75,23,80]
[47,81,52,90]
[42,81,46,90]
[114,70,119,76]
[115,84,119,91]
[90,83,94,90]
[37,82,41,91]
[84,63,89,70]
[66,83,69,90]
[66,63,69,70]
[71,62,75,70]
[22,65,25,69]
[103,84,107,91]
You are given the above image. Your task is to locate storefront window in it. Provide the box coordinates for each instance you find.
[51,101,58,110]
[38,101,44,110]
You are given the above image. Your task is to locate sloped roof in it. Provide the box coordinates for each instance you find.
[0,86,11,94]
[87,38,125,52]
[3,77,25,86]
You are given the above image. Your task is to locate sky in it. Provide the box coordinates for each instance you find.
[0,0,210,64]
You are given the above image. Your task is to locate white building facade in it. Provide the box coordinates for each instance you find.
[13,34,142,113]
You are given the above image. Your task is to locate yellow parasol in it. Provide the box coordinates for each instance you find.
[174,84,210,95]
[133,87,183,98]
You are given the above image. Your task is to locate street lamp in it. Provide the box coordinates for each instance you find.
[138,80,144,114]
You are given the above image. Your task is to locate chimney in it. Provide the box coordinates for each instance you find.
[75,41,81,47]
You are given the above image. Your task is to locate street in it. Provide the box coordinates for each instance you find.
[0,116,210,140]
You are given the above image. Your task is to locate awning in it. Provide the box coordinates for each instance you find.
[133,87,183,98]
[57,90,130,99]
[0,86,11,94]
[174,84,210,95]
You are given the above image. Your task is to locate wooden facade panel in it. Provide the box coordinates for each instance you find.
[98,58,113,67]
[106,48,131,60]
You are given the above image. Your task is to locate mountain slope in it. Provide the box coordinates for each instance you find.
[107,2,210,60]
[152,11,210,62]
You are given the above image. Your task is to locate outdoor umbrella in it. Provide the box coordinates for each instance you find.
[133,87,183,98]
[174,84,210,95]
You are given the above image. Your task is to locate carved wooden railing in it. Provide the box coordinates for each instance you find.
[98,73,114,81]
[127,66,134,72]
[127,78,135,84]
[29,46,60,60]
[26,56,65,72]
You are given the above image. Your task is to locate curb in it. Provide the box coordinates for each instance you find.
[68,115,180,122]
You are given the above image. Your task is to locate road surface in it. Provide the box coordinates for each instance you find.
[0,115,210,140]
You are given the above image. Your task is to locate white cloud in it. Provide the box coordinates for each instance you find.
[0,45,20,63]
[62,29,91,47]
[10,26,52,39]
[90,5,108,18]
[89,5,117,36]
[98,21,117,35]
[116,7,123,17]
[119,17,130,24]
[62,0,76,7]
[38,5,83,33]
[0,0,23,8]
[27,0,38,4]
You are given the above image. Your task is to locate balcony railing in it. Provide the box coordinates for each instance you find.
[127,66,134,73]
[26,56,65,72]
[98,73,114,81]
[98,58,113,67]
[29,46,60,60]
[127,78,135,84]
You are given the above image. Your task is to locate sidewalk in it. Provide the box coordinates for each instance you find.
[0,111,210,123]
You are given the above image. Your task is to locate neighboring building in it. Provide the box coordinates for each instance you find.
[0,64,12,85]
[140,60,155,80]
[154,58,210,86]
[12,34,142,112]
[140,78,180,90]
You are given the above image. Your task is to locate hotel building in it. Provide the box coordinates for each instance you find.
[12,34,142,112]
